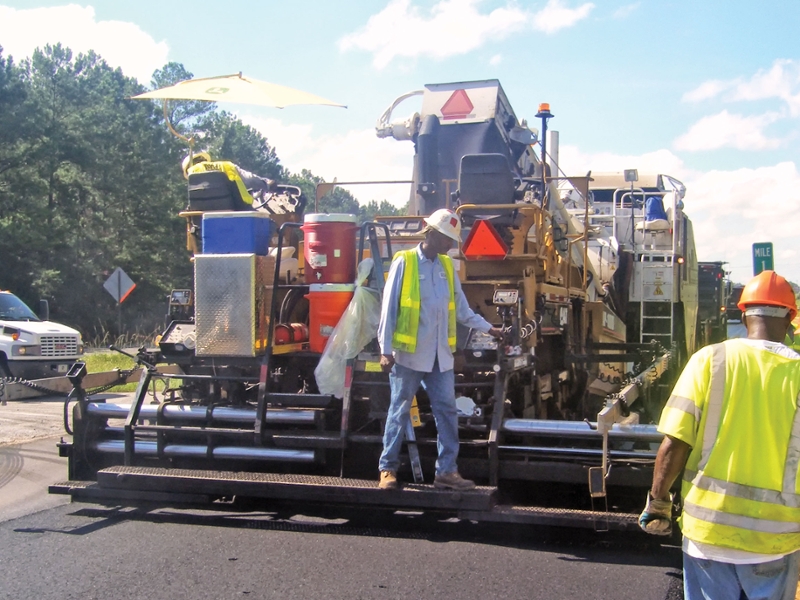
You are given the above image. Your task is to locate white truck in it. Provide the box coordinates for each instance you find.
[0,290,84,380]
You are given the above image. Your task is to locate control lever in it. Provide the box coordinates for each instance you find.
[109,345,157,371]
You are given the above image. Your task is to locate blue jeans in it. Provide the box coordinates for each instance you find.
[378,360,459,477]
[683,551,800,600]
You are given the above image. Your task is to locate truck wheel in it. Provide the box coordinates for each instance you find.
[0,355,12,378]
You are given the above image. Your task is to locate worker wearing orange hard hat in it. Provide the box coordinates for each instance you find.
[377,209,503,491]
[641,270,800,599]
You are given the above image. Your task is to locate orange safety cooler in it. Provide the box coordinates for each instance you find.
[306,283,355,353]
[301,213,359,284]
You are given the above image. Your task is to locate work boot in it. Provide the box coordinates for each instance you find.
[379,470,399,490]
[433,472,476,491]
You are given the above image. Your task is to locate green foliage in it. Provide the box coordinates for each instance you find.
[198,111,285,181]
[150,62,214,134]
[0,44,190,333]
[0,45,407,341]
[83,351,169,393]
[287,169,405,221]
[361,199,407,221]
[83,350,136,373]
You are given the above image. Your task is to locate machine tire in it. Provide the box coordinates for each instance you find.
[0,354,13,378]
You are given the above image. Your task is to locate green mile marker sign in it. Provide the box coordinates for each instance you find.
[752,242,774,275]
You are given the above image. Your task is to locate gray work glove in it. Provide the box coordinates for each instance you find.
[639,493,673,536]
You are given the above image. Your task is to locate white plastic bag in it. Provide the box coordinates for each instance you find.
[314,259,382,398]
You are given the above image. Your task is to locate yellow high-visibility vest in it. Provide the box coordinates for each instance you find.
[392,249,456,353]
[188,161,254,205]
[659,339,800,554]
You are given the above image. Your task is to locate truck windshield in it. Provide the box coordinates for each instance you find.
[0,294,41,321]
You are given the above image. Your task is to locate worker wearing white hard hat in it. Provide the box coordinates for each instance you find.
[422,207,462,241]
[376,208,503,491]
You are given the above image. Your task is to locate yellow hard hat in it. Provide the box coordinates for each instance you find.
[182,151,211,178]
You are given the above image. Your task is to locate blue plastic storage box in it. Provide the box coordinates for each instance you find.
[202,211,274,255]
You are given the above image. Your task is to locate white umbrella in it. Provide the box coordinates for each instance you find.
[131,72,346,108]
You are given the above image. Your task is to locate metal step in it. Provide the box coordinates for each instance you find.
[49,480,213,505]
[458,504,640,532]
[93,466,497,511]
[50,476,642,531]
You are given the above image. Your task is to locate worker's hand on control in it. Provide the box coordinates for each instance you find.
[639,492,673,536]
[488,327,504,340]
[380,354,395,373]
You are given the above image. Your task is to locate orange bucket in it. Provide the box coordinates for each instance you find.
[306,283,355,353]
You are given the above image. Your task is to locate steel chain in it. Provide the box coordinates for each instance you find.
[0,376,69,397]
[0,369,135,399]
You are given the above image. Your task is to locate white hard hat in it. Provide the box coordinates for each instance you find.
[423,208,461,242]
[182,151,211,177]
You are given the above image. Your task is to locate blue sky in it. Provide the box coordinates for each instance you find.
[1,1,800,284]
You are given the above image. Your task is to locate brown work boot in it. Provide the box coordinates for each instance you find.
[379,470,399,490]
[434,472,476,491]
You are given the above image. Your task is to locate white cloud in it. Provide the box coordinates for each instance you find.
[683,59,800,116]
[686,162,800,284]
[673,110,782,152]
[559,145,800,284]
[0,4,168,82]
[489,54,503,66]
[612,2,640,19]
[339,0,594,69]
[237,119,800,283]
[533,0,594,34]
[558,145,689,179]
[240,115,415,208]
[682,79,733,103]
[730,59,800,116]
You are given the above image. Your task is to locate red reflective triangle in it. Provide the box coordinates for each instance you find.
[440,89,474,120]
[462,220,508,261]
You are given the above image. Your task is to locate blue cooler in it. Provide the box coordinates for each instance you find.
[202,211,274,255]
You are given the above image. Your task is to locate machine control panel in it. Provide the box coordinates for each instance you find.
[539,303,570,334]
[465,329,499,352]
[464,327,499,368]
[159,321,196,354]
[168,289,193,322]
[170,289,192,306]
[492,289,518,306]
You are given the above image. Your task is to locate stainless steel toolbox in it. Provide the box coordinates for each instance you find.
[194,253,274,356]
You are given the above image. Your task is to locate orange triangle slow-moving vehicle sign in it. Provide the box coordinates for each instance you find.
[462,219,509,260]
[440,89,474,120]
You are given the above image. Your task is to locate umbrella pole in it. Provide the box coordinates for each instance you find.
[162,100,194,152]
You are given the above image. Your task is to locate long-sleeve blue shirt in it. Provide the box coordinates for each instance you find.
[378,244,493,372]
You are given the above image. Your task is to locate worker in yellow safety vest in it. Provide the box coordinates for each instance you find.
[640,270,800,600]
[377,209,503,491]
[182,151,276,205]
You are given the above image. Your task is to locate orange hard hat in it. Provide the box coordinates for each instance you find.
[738,270,797,320]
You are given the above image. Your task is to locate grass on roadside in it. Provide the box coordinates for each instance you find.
[81,350,172,394]
[83,351,137,374]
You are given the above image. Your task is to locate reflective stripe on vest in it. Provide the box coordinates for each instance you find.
[664,394,702,423]
[188,161,255,205]
[393,250,421,352]
[391,249,456,353]
[440,254,457,350]
[680,342,800,553]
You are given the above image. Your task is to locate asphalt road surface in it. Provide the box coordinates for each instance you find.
[1,393,684,600]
